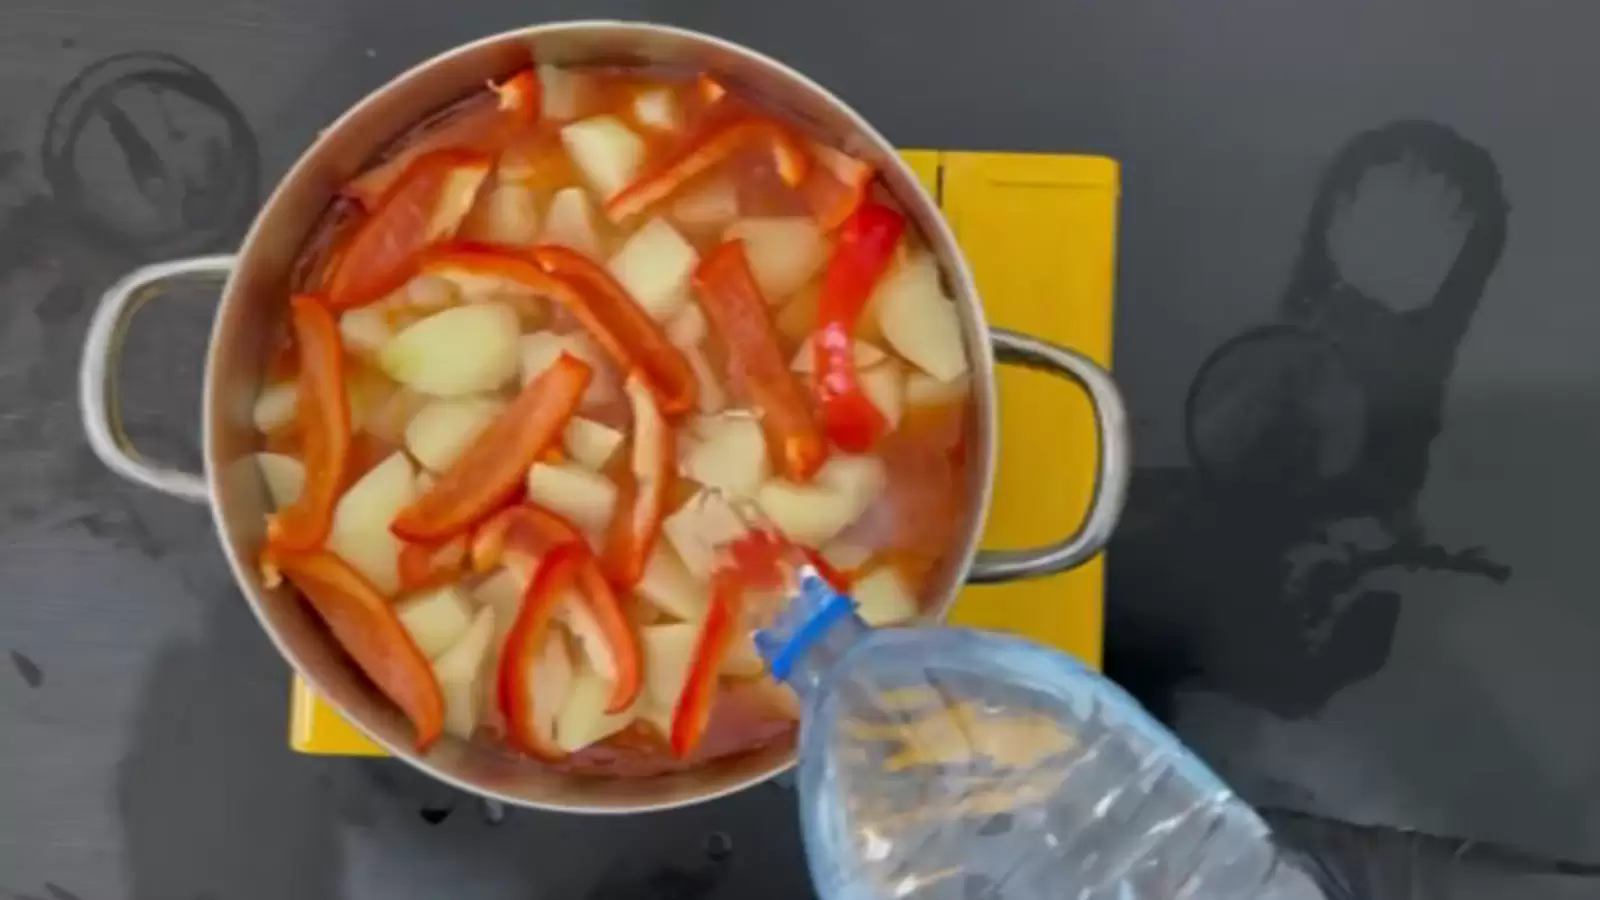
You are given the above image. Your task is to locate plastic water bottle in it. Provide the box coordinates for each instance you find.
[753,566,1328,900]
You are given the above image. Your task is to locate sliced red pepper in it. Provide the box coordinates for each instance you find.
[497,542,583,760]
[278,549,444,750]
[396,534,469,592]
[813,201,905,452]
[695,73,728,106]
[802,548,854,590]
[267,296,350,552]
[344,68,540,208]
[724,529,851,592]
[670,567,741,756]
[604,374,674,588]
[325,149,493,309]
[470,503,642,713]
[692,240,828,480]
[532,245,698,416]
[604,115,811,222]
[802,141,875,231]
[490,68,540,123]
[469,503,586,573]
[574,557,643,712]
[390,352,591,543]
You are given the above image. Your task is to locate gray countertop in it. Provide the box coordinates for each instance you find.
[4,1,1600,897]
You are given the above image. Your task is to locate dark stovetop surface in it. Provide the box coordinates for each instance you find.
[5,1,1600,898]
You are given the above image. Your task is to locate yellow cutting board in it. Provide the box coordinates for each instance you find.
[288,149,1119,755]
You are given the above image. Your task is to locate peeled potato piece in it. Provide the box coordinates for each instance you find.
[338,307,393,358]
[725,217,828,302]
[528,626,574,747]
[253,452,305,509]
[632,87,678,131]
[905,372,971,409]
[681,414,768,499]
[465,181,541,246]
[525,462,619,535]
[873,254,969,382]
[634,545,707,621]
[326,452,416,595]
[433,606,497,739]
[819,539,874,573]
[404,396,505,473]
[538,64,583,121]
[425,164,492,241]
[562,417,625,471]
[607,217,697,323]
[667,306,726,415]
[791,336,888,373]
[662,490,750,579]
[756,455,887,547]
[719,620,766,678]
[541,187,602,258]
[556,663,638,752]
[555,589,618,683]
[379,303,521,397]
[252,382,297,434]
[562,115,644,200]
[638,623,699,737]
[852,567,918,626]
[396,584,474,659]
[859,362,905,430]
[671,178,739,228]
[472,565,529,644]
[339,276,463,359]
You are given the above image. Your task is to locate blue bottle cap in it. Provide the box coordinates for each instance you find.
[754,567,857,682]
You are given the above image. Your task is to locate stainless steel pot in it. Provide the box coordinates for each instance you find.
[78,21,1130,813]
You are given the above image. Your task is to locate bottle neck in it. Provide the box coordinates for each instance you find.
[782,609,870,700]
[753,566,872,699]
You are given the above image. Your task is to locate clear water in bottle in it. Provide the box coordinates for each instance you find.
[755,567,1327,900]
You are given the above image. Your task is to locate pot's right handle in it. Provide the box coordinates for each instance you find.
[79,255,236,503]
[966,328,1131,583]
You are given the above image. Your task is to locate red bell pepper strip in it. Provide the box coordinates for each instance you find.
[344,68,540,208]
[267,296,350,553]
[469,503,586,573]
[531,245,698,416]
[278,549,445,750]
[390,352,591,543]
[695,73,728,106]
[670,567,741,756]
[325,149,493,309]
[396,534,469,592]
[497,542,583,760]
[574,556,643,712]
[802,141,875,232]
[604,374,674,588]
[813,201,905,452]
[604,115,811,222]
[470,503,642,713]
[490,68,540,123]
[693,240,828,480]
[724,529,851,592]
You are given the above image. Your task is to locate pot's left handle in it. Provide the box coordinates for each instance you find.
[79,255,236,503]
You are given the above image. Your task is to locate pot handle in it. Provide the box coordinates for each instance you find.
[966,328,1131,583]
[79,255,236,503]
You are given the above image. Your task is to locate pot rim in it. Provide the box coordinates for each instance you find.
[204,20,997,814]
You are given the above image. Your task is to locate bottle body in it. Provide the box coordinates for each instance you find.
[790,624,1325,900]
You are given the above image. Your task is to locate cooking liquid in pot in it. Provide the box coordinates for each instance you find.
[256,64,976,775]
